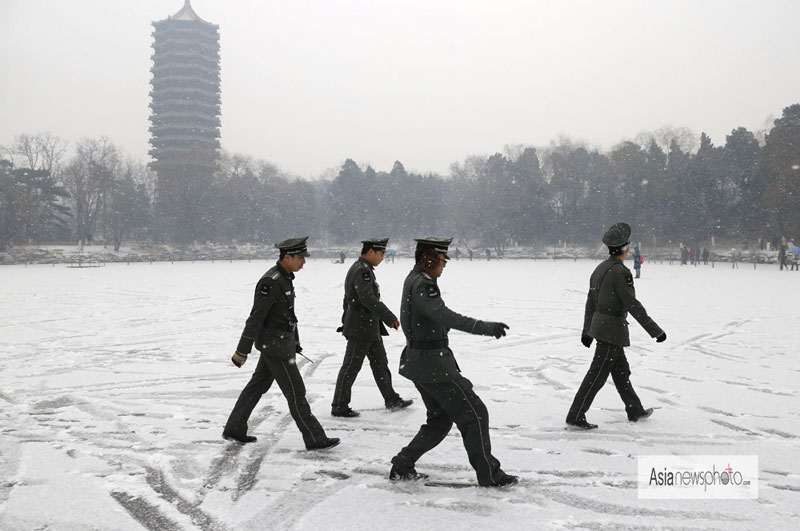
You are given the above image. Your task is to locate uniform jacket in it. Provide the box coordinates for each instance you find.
[237,262,300,360]
[583,257,663,347]
[341,257,397,340]
[398,265,494,383]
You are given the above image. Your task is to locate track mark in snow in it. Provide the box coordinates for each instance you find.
[582,447,616,456]
[542,487,735,520]
[317,469,350,480]
[200,353,335,503]
[709,419,761,437]
[724,319,750,329]
[697,406,737,417]
[242,470,353,528]
[771,484,800,492]
[760,427,798,439]
[145,467,228,531]
[110,491,182,531]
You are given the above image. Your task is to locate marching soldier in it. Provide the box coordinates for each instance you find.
[566,223,666,430]
[331,238,412,417]
[223,237,340,450]
[389,238,518,487]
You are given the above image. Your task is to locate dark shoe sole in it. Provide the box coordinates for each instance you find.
[386,399,413,411]
[306,438,341,451]
[331,409,360,418]
[389,472,429,481]
[629,408,654,422]
[482,475,520,487]
[565,421,598,430]
[222,432,257,444]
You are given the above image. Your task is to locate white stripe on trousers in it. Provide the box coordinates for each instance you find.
[281,359,316,444]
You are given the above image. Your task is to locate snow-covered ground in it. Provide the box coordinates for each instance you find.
[1,258,798,530]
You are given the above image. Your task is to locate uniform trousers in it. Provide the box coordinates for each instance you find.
[395,376,505,486]
[566,341,646,423]
[332,338,399,409]
[224,353,326,446]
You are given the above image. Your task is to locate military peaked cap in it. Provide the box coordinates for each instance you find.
[414,237,453,256]
[275,236,310,257]
[362,238,389,251]
[602,223,631,248]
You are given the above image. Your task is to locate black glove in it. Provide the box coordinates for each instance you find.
[296,344,303,354]
[491,322,509,339]
[581,334,593,348]
[231,351,248,368]
[656,332,667,343]
[336,326,343,333]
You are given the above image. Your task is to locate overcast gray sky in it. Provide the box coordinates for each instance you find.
[1,0,798,177]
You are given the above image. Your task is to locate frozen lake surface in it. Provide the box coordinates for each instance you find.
[1,258,798,530]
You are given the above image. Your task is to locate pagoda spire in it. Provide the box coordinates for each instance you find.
[172,0,209,23]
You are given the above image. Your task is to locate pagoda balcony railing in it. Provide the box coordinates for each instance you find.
[149,119,221,132]
[150,92,220,106]
[150,72,220,87]
[152,21,219,38]
[150,76,219,94]
[150,101,220,114]
[149,134,221,146]
[151,61,220,76]
[151,50,219,66]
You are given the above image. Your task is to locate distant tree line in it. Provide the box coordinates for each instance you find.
[2,104,799,252]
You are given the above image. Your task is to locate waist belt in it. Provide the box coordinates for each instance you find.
[598,309,626,318]
[408,339,449,349]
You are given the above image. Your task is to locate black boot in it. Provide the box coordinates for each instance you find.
[306,437,341,450]
[566,419,598,430]
[331,407,360,418]
[385,398,413,411]
[222,431,257,444]
[629,408,654,422]
[485,474,519,487]
[389,455,428,481]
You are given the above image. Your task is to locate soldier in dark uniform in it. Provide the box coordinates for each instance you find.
[389,238,518,487]
[223,237,340,450]
[331,238,412,417]
[566,223,666,430]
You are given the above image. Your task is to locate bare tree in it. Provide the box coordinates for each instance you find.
[63,137,120,246]
[5,132,67,174]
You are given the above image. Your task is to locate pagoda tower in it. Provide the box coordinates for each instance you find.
[149,0,220,242]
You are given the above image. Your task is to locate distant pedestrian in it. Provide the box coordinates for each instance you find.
[566,223,666,430]
[339,251,347,264]
[332,238,412,418]
[789,242,799,271]
[485,248,491,261]
[779,243,787,271]
[468,248,473,261]
[632,246,642,278]
[702,247,709,265]
[223,237,340,450]
[454,248,462,261]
